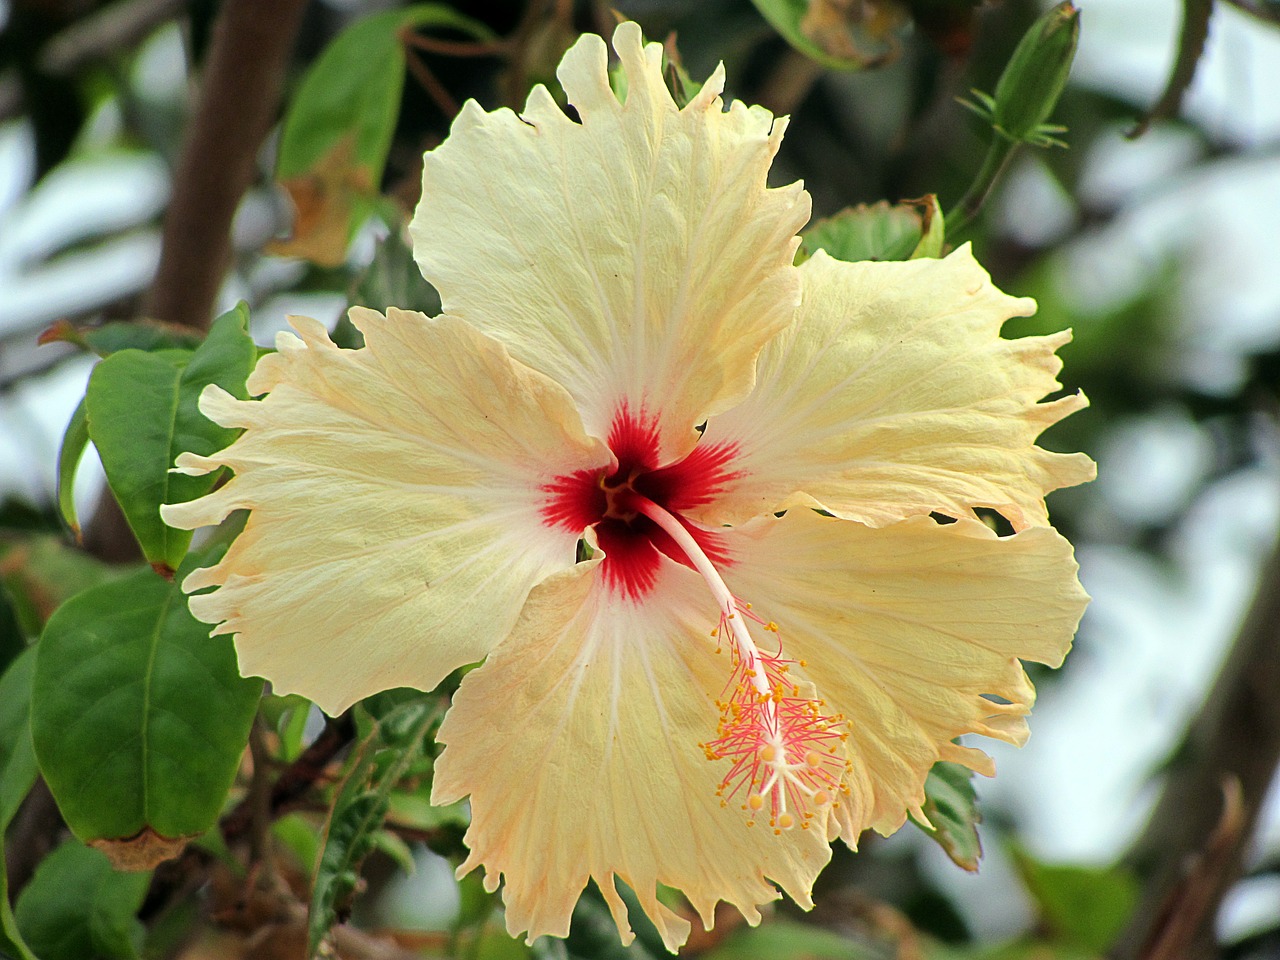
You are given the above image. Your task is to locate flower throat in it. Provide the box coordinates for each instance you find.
[542,406,851,830]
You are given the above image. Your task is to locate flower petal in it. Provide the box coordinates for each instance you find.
[433,560,832,951]
[160,309,608,714]
[717,509,1087,841]
[410,22,809,463]
[698,247,1095,529]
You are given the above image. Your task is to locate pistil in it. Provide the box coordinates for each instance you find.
[630,493,849,831]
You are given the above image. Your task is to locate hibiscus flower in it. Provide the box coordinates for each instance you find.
[161,21,1093,952]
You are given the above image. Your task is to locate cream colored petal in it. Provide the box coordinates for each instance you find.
[698,247,1095,530]
[433,560,832,952]
[410,22,809,463]
[160,309,608,715]
[718,510,1087,842]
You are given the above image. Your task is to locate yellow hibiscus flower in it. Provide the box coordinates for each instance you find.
[161,21,1093,952]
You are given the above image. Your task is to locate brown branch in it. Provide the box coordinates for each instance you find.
[1128,0,1214,138]
[1112,531,1280,960]
[1136,779,1246,960]
[220,712,355,842]
[403,41,461,120]
[85,0,308,559]
[144,0,309,330]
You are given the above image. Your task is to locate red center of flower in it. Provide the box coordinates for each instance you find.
[541,405,740,598]
[541,405,850,830]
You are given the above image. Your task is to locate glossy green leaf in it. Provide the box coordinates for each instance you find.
[800,199,935,264]
[277,5,490,182]
[912,761,983,871]
[309,696,441,955]
[750,0,898,70]
[56,397,89,540]
[30,560,262,854]
[14,841,150,960]
[84,304,255,571]
[0,880,37,960]
[0,647,39,960]
[272,6,490,265]
[1012,848,1139,953]
[0,647,38,831]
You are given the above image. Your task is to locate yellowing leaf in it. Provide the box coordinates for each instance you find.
[267,137,374,267]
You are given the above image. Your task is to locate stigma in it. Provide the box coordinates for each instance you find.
[631,495,851,832]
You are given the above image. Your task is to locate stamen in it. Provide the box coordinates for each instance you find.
[631,494,849,829]
[631,495,769,699]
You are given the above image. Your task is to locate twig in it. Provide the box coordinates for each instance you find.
[399,32,510,58]
[1136,779,1246,960]
[220,713,355,842]
[144,0,309,330]
[245,719,274,872]
[1128,0,1214,138]
[1113,531,1280,960]
[403,39,461,120]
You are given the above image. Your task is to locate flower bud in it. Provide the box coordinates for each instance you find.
[991,1,1079,145]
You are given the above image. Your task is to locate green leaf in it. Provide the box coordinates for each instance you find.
[0,648,39,960]
[278,5,490,182]
[1012,847,1139,953]
[56,398,90,540]
[800,199,938,264]
[912,761,983,871]
[14,841,151,960]
[0,879,37,960]
[309,696,442,954]
[0,533,125,637]
[272,5,492,264]
[85,304,255,571]
[750,0,899,70]
[0,647,38,831]
[30,562,263,863]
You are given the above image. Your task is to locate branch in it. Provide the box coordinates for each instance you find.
[1128,0,1214,138]
[220,713,355,842]
[1113,530,1280,960]
[144,0,309,330]
[84,0,308,559]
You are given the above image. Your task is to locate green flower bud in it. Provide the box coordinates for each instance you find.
[991,1,1080,145]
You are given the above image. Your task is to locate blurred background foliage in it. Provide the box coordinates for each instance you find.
[1,0,1280,958]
